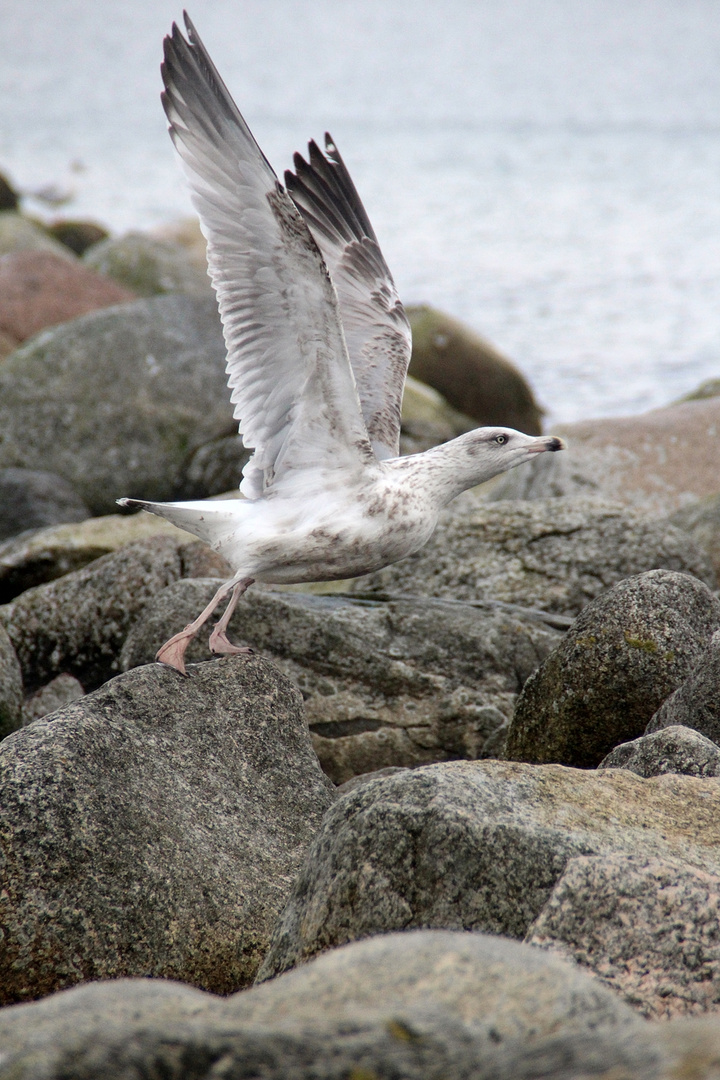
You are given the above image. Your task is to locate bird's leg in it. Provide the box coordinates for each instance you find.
[209,577,255,656]
[156,579,239,676]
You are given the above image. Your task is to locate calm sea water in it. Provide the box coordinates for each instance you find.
[2,0,720,424]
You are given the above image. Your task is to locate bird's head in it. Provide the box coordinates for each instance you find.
[465,426,564,466]
[432,425,566,497]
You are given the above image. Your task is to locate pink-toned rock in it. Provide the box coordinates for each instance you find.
[561,399,720,510]
[0,250,137,342]
[492,396,720,515]
[0,328,20,361]
[527,853,720,1019]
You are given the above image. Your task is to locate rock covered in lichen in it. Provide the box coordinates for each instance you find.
[505,570,720,767]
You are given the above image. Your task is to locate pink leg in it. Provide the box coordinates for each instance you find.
[156,578,247,676]
[209,577,254,656]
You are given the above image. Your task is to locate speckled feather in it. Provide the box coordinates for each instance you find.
[117,15,564,672]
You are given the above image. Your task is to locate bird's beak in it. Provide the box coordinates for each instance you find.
[527,435,566,455]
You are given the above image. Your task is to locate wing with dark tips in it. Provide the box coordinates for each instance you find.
[285,135,412,460]
[161,15,375,499]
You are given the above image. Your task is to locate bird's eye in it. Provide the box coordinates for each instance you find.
[495,434,507,445]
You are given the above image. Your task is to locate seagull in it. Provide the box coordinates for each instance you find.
[118,13,565,675]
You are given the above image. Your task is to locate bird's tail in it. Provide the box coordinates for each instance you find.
[117,497,248,552]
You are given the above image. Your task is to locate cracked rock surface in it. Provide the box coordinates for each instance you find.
[0,535,229,695]
[121,582,563,783]
[343,495,715,615]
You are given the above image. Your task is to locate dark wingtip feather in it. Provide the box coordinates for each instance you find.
[285,134,379,249]
[308,134,377,245]
[183,10,196,36]
[161,20,192,96]
[159,14,278,181]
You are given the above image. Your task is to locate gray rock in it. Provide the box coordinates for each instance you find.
[0,468,90,542]
[0,655,334,1005]
[245,929,640,1036]
[0,212,76,260]
[180,433,251,498]
[0,295,234,515]
[0,535,215,692]
[121,581,563,784]
[0,1008,499,1080]
[527,853,720,1019]
[599,725,720,777]
[346,496,715,616]
[0,511,230,605]
[257,759,720,980]
[4,1013,718,1080]
[0,986,716,1080]
[83,231,212,297]
[4,944,720,1080]
[668,492,720,584]
[505,570,720,768]
[21,673,84,726]
[0,622,22,739]
[0,932,662,1080]
[0,980,221,1077]
[647,632,720,744]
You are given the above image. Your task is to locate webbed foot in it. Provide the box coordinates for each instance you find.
[156,628,196,676]
[209,627,253,656]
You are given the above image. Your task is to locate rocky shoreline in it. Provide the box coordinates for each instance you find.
[1,202,720,1077]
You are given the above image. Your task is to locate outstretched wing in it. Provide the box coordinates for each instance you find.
[161,15,376,499]
[284,136,412,460]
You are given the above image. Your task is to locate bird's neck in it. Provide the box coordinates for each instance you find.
[387,432,506,508]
